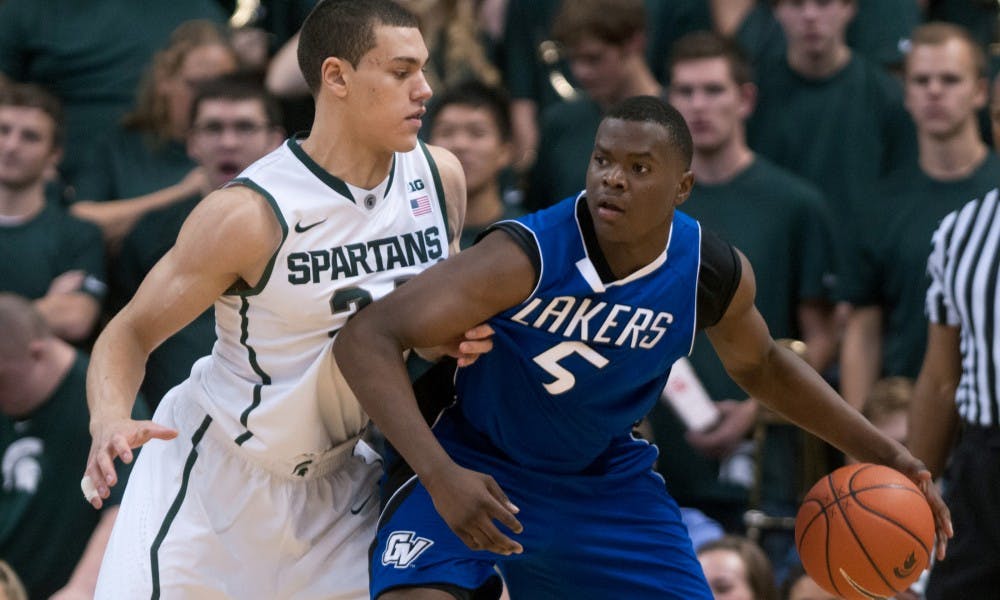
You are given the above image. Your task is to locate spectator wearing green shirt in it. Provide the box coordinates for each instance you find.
[0,84,105,344]
[748,0,916,254]
[0,0,228,188]
[525,0,662,211]
[427,80,521,250]
[0,293,144,599]
[840,22,1000,410]
[502,0,707,178]
[71,21,239,249]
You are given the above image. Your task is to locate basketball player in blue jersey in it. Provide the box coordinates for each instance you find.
[80,1,491,597]
[335,96,953,599]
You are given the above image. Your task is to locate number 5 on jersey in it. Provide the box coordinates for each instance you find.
[533,341,609,394]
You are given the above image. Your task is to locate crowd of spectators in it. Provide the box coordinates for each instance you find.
[3,0,1000,597]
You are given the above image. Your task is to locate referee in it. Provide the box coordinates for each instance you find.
[911,187,1000,598]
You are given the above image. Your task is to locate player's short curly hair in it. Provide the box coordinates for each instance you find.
[603,96,693,168]
[297,0,420,95]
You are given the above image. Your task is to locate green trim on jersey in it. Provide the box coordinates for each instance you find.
[384,153,397,198]
[286,135,354,201]
[225,177,288,297]
[150,415,212,600]
[286,135,398,203]
[235,295,272,445]
[419,140,452,243]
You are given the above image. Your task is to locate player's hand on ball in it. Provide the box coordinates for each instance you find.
[423,462,523,555]
[893,452,953,560]
[83,418,178,509]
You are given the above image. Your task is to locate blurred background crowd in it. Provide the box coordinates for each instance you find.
[3,0,1000,598]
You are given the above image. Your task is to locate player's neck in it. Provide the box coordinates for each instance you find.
[597,225,670,280]
[300,118,395,189]
[0,179,46,219]
[919,125,988,182]
[691,140,753,185]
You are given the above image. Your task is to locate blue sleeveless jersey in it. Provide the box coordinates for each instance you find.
[453,194,701,473]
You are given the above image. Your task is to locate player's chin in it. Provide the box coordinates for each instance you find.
[391,131,420,153]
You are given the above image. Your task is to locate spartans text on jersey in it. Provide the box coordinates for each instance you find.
[287,226,443,284]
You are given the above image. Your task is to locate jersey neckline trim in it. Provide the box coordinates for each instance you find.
[574,194,670,287]
[285,134,397,204]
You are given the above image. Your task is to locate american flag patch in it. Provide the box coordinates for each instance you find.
[410,195,432,216]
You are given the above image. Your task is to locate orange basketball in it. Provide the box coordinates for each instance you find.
[794,463,935,600]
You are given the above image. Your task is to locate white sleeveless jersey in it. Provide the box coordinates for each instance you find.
[190,137,451,464]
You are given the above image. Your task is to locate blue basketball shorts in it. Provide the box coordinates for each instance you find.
[369,420,712,599]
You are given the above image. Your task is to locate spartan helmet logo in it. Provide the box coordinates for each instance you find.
[2,437,43,494]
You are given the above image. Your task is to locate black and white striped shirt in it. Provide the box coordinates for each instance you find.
[926,188,1000,427]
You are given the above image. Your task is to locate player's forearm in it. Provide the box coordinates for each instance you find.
[87,315,149,424]
[334,323,456,482]
[839,307,883,410]
[735,343,905,466]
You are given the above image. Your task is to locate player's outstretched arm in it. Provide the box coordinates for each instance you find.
[84,186,282,509]
[706,250,953,557]
[334,230,535,555]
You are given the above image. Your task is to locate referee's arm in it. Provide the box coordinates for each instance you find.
[909,322,962,479]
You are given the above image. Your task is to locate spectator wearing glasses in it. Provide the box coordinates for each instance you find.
[70,21,238,249]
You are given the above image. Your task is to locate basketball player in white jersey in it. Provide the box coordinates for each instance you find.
[81,1,487,597]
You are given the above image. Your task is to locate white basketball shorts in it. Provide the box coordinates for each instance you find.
[94,383,382,599]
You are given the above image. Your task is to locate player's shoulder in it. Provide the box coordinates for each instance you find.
[193,184,280,238]
[517,194,580,233]
[420,142,463,184]
[420,142,467,231]
[232,140,290,181]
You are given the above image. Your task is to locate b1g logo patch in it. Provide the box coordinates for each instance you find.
[382,531,434,568]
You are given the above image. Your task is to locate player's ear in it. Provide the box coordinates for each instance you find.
[674,171,694,206]
[320,56,351,98]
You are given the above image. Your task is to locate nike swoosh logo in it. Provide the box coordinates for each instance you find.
[893,551,918,578]
[350,492,375,515]
[294,219,327,233]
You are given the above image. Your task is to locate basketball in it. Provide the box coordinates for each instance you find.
[794,463,935,600]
